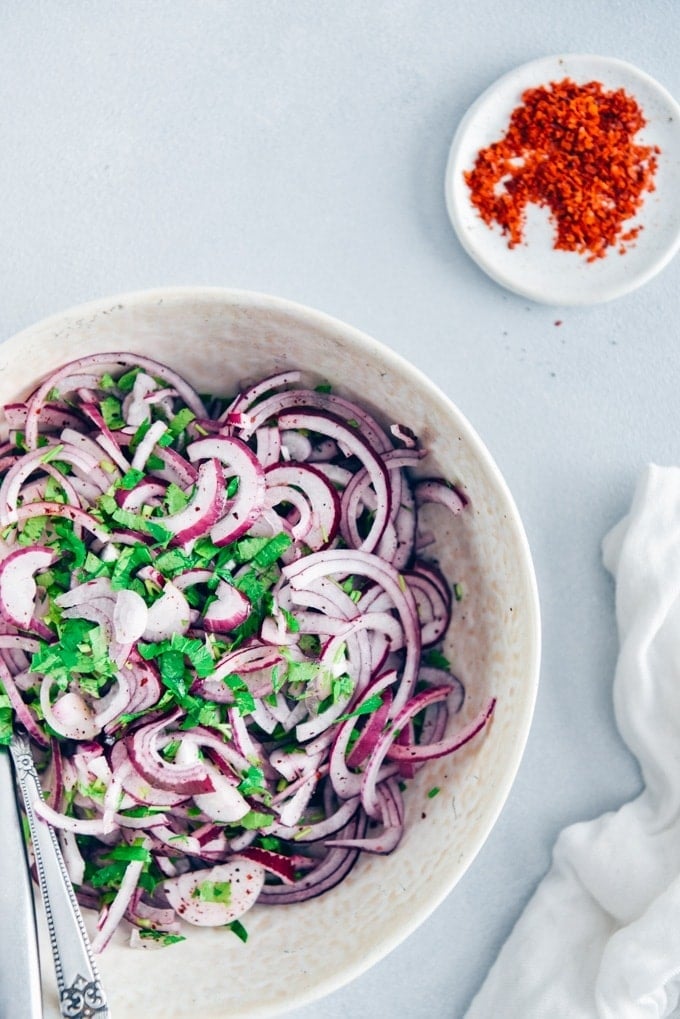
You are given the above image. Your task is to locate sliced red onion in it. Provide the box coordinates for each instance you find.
[92,672,132,730]
[122,372,165,427]
[33,798,117,836]
[346,688,394,769]
[235,387,392,453]
[0,546,57,629]
[276,409,391,553]
[249,697,279,733]
[187,436,265,545]
[415,478,467,514]
[178,725,251,776]
[328,671,400,800]
[58,431,120,489]
[150,458,226,546]
[0,658,49,747]
[194,642,285,703]
[23,352,208,450]
[0,445,86,525]
[60,600,113,642]
[113,589,149,645]
[238,846,297,884]
[143,582,190,641]
[327,778,404,854]
[171,568,213,591]
[130,420,169,471]
[264,462,340,552]
[0,356,490,948]
[275,771,319,828]
[404,567,452,647]
[390,422,419,448]
[116,658,163,719]
[110,743,189,808]
[221,370,303,420]
[117,479,167,512]
[0,634,41,654]
[127,897,180,934]
[284,548,421,713]
[147,823,205,859]
[124,711,215,796]
[56,577,116,608]
[146,446,198,488]
[360,690,495,819]
[280,429,312,461]
[257,819,366,905]
[174,740,249,823]
[59,828,86,886]
[40,680,100,741]
[91,857,146,954]
[418,665,465,716]
[202,580,251,633]
[254,426,282,467]
[270,795,361,843]
[13,501,111,543]
[5,401,82,432]
[162,858,265,926]
[386,697,496,763]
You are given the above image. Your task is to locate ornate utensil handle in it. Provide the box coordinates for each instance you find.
[10,732,110,1019]
[0,747,43,1018]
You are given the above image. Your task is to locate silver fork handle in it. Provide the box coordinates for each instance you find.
[10,733,110,1019]
[0,747,42,1019]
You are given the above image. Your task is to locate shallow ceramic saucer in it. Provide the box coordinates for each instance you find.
[445,54,680,305]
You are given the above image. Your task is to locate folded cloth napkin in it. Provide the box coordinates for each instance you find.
[466,465,680,1019]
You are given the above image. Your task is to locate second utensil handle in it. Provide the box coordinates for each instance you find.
[0,748,42,1019]
[10,733,109,1019]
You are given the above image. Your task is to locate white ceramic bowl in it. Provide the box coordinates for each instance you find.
[1,288,541,1018]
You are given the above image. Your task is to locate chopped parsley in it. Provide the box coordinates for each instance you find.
[193,880,232,904]
[228,919,248,943]
[138,929,186,947]
[30,618,116,693]
[423,648,451,671]
[0,687,12,745]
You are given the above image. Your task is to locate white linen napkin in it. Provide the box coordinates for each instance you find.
[466,464,680,1019]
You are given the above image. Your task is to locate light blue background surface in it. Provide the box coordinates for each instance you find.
[3,2,678,1016]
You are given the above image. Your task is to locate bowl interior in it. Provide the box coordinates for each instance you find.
[0,288,540,1019]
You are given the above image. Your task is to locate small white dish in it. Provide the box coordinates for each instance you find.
[445,54,680,305]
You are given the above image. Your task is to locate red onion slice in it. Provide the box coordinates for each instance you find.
[264,462,341,552]
[257,817,367,905]
[143,582,190,641]
[327,778,404,854]
[124,711,215,796]
[187,436,265,545]
[202,580,251,633]
[152,457,226,546]
[162,859,265,927]
[276,409,391,553]
[283,548,422,713]
[23,352,208,450]
[0,546,57,629]
[386,697,496,762]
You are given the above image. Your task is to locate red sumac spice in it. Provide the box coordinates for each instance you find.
[464,78,660,261]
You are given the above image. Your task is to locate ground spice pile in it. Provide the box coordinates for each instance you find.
[464,77,660,261]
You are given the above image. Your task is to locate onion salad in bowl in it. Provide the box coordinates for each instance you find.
[0,351,496,953]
